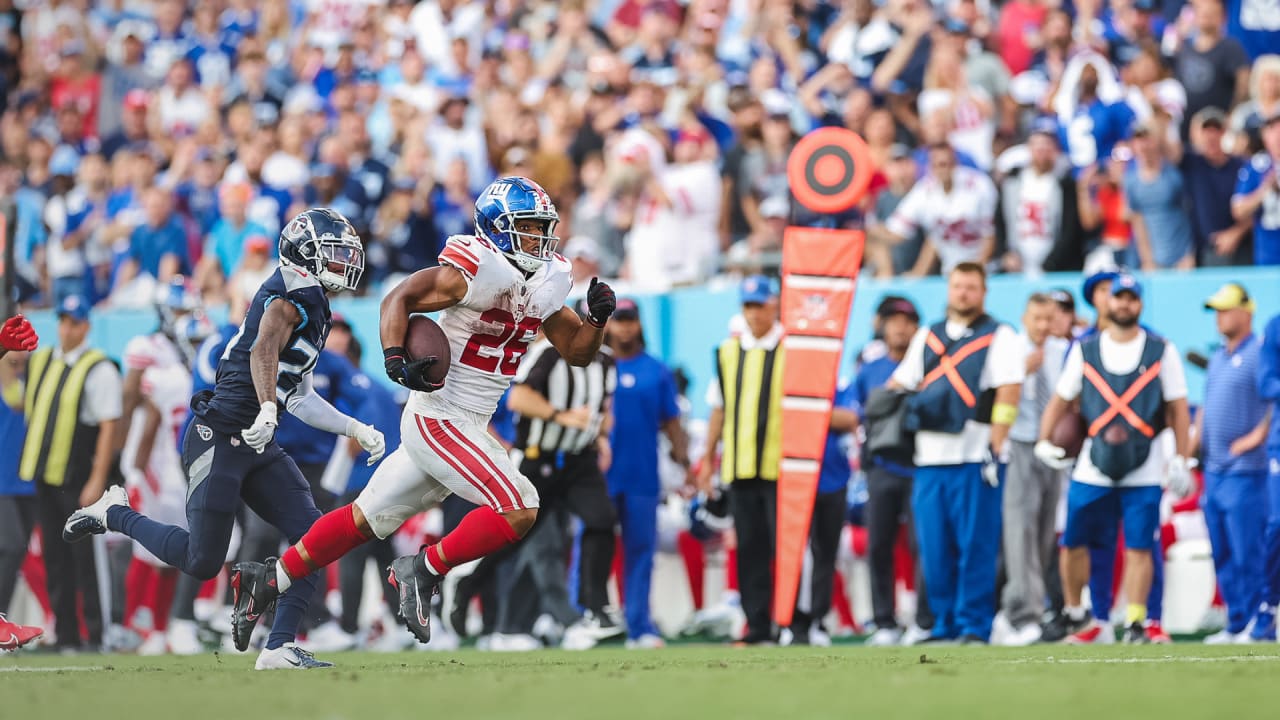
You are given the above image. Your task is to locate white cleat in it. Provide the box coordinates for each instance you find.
[137,632,168,656]
[62,486,129,543]
[624,633,666,650]
[304,621,357,652]
[900,625,934,646]
[561,619,600,651]
[254,643,334,669]
[865,627,903,647]
[1204,629,1243,645]
[167,620,203,655]
[808,627,832,647]
[487,633,541,652]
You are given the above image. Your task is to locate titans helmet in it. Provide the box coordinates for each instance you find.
[473,176,559,273]
[279,207,365,293]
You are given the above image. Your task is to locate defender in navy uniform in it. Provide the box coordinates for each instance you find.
[63,208,386,669]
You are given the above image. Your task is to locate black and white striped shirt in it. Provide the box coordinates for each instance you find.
[513,339,616,456]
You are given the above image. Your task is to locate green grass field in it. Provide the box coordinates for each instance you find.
[5,644,1280,720]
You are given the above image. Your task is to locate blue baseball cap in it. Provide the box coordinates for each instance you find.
[1111,273,1143,300]
[57,294,91,322]
[740,275,778,305]
[1082,271,1120,307]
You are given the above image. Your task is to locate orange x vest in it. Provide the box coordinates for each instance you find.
[906,317,998,434]
[1080,334,1166,482]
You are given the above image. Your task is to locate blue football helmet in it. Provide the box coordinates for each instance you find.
[153,276,201,339]
[688,491,733,541]
[279,207,365,292]
[473,176,560,272]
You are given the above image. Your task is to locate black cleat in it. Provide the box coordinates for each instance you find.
[230,559,281,652]
[1041,610,1092,643]
[1123,621,1149,644]
[387,554,439,644]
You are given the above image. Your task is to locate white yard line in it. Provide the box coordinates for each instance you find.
[994,654,1280,665]
[0,664,106,672]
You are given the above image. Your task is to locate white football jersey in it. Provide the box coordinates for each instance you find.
[122,362,192,498]
[429,234,573,417]
[123,332,183,374]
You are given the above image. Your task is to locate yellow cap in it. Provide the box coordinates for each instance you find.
[1204,283,1256,313]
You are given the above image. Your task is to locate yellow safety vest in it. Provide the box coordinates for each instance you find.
[716,337,784,484]
[20,347,108,486]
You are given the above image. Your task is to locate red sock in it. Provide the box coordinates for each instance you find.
[124,559,154,630]
[422,507,520,575]
[281,504,372,580]
[151,570,178,632]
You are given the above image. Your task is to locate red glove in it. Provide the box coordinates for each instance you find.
[0,315,38,352]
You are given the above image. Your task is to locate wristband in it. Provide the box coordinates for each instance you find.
[384,346,408,361]
[991,402,1018,426]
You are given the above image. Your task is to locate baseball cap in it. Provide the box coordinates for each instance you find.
[759,195,789,220]
[1049,288,1076,313]
[1028,116,1060,141]
[613,298,640,321]
[740,275,778,305]
[1082,270,1120,307]
[1133,0,1157,11]
[124,89,150,111]
[760,89,791,119]
[941,16,971,35]
[245,235,272,254]
[889,143,912,161]
[1204,282,1255,313]
[58,294,91,323]
[1111,273,1143,300]
[1192,106,1226,130]
[876,296,919,323]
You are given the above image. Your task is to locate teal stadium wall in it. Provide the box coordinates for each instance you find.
[24,267,1280,418]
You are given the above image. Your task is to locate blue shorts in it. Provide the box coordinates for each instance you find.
[1062,481,1162,551]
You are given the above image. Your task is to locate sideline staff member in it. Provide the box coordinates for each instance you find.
[889,262,1024,643]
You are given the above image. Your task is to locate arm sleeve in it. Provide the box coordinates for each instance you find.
[81,361,124,426]
[1259,321,1280,401]
[1159,341,1188,402]
[658,365,681,422]
[286,374,358,436]
[1234,163,1261,203]
[985,325,1027,389]
[890,328,929,390]
[884,185,923,239]
[1055,344,1085,401]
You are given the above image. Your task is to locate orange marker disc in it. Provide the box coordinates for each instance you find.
[786,127,875,214]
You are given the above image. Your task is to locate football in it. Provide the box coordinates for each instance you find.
[1050,407,1087,460]
[404,315,451,385]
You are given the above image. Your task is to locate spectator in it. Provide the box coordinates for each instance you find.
[737,92,795,242]
[995,120,1088,276]
[867,145,923,277]
[995,0,1050,76]
[199,182,270,287]
[371,176,440,281]
[151,58,210,141]
[1127,117,1195,270]
[873,143,998,276]
[1232,110,1280,265]
[1055,57,1135,169]
[116,187,189,300]
[1228,55,1280,154]
[1183,107,1251,266]
[429,156,477,241]
[101,90,152,160]
[49,42,101,140]
[1226,0,1280,62]
[1078,143,1137,269]
[1173,0,1251,138]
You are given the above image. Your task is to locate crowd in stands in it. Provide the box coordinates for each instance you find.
[2,0,1279,308]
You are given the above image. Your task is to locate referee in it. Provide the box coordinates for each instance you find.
[507,324,620,641]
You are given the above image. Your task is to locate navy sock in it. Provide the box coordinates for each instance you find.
[107,507,192,572]
[267,570,320,650]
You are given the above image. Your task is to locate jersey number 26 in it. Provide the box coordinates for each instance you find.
[459,308,541,376]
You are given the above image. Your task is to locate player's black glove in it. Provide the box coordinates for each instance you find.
[383,346,444,393]
[585,277,616,328]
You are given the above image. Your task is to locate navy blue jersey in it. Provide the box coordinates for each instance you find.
[194,266,331,433]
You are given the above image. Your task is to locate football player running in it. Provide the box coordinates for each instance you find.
[230,176,616,645]
[63,208,385,669]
